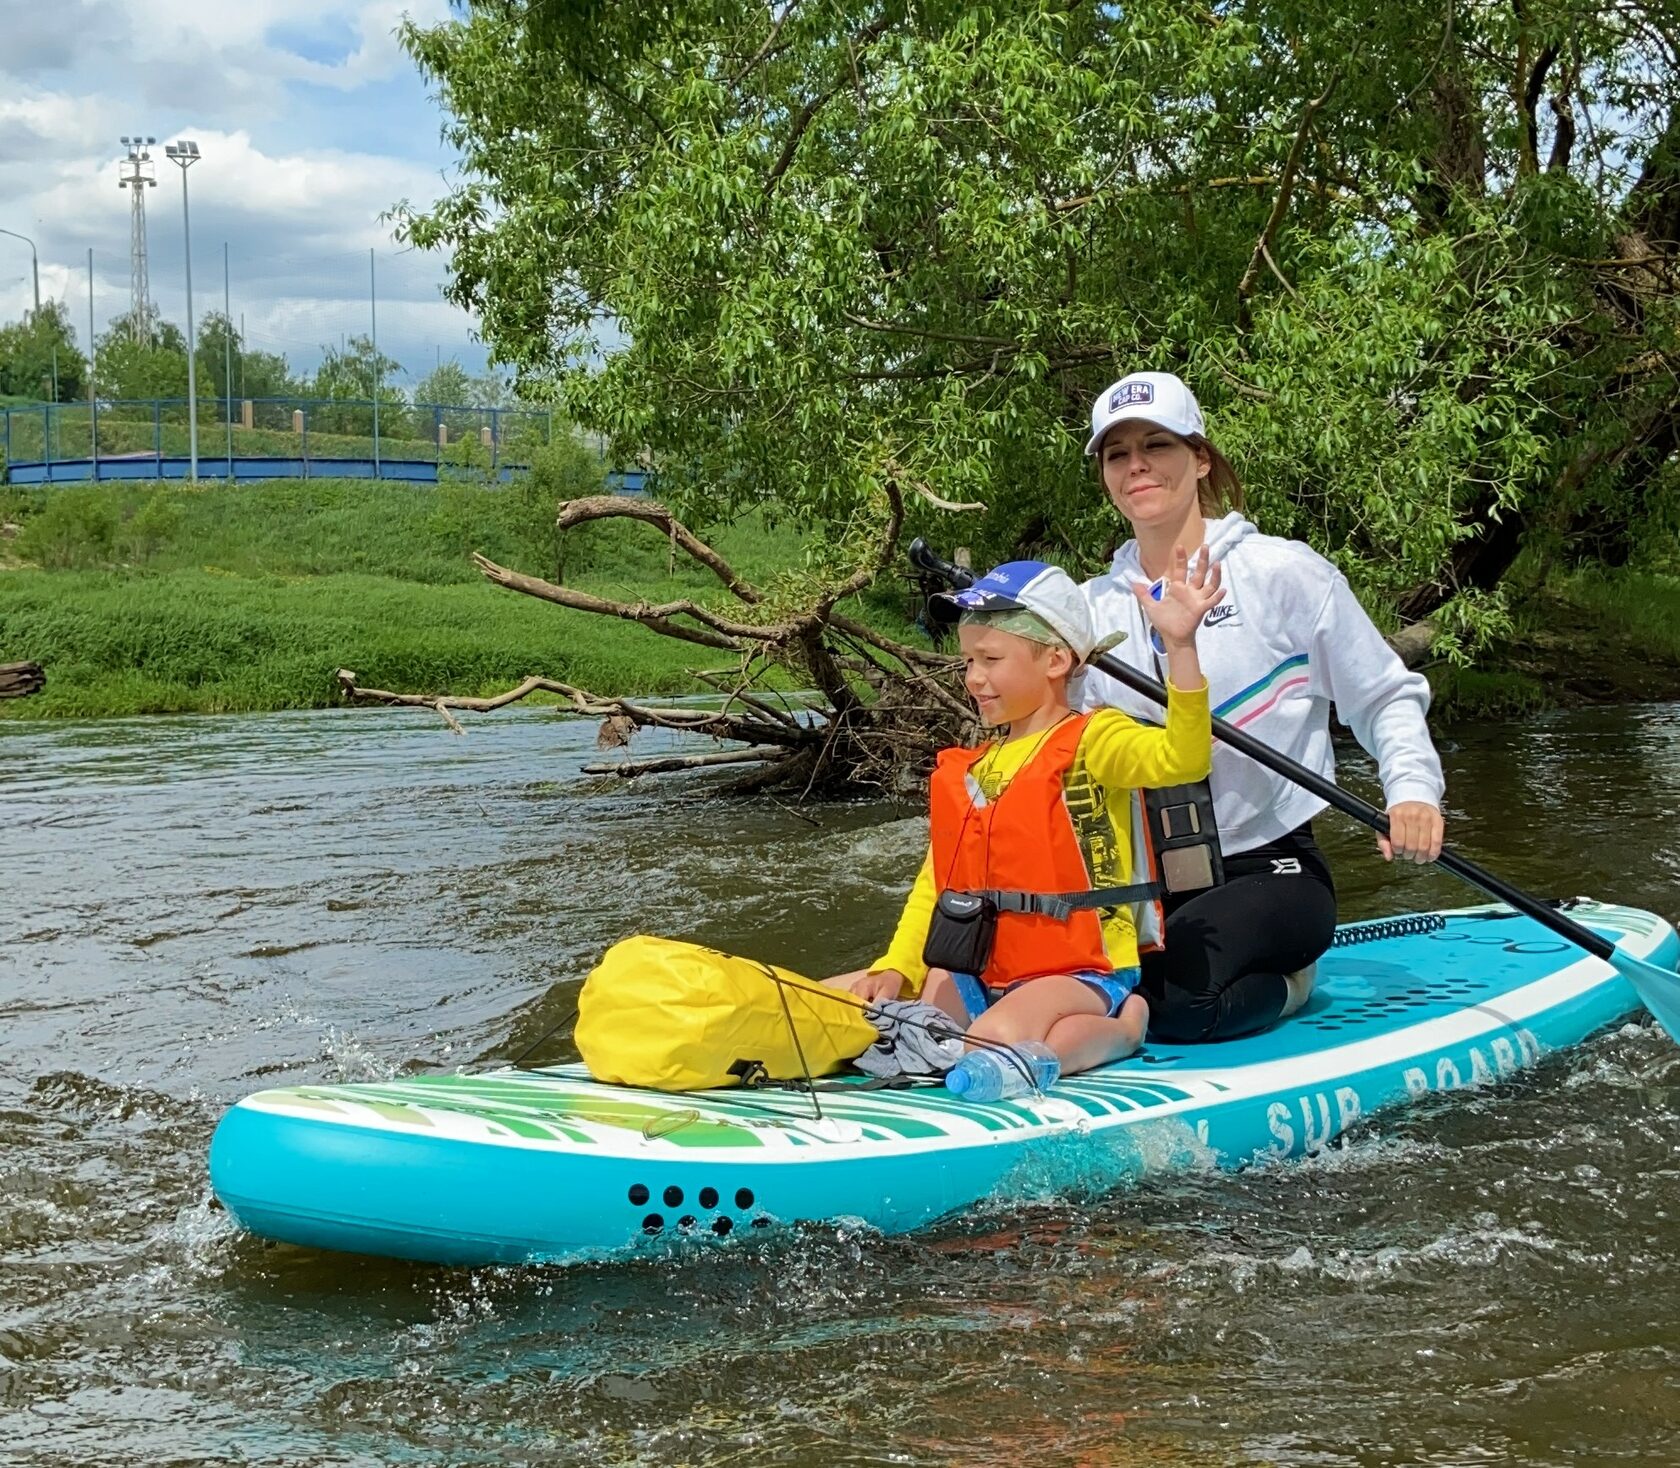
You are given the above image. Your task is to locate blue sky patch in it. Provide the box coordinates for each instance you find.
[266,17,361,69]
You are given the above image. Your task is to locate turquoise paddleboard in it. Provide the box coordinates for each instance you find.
[209,900,1678,1266]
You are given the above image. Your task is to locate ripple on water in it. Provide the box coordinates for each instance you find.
[5,704,1680,1464]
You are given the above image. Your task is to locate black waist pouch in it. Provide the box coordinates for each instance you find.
[922,890,998,976]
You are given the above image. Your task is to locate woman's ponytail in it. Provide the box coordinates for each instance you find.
[1191,436,1244,515]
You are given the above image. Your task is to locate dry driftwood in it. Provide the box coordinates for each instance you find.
[0,661,45,699]
[339,485,974,794]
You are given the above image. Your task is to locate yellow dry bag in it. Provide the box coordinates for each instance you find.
[574,935,879,1092]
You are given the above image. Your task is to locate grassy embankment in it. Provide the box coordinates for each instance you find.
[3,471,1676,722]
[0,474,903,720]
[1430,569,1680,717]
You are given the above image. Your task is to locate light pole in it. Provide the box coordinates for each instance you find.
[0,228,40,318]
[165,139,201,482]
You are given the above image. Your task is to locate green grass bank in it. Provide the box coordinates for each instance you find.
[1429,569,1680,718]
[2,471,1676,722]
[0,469,858,720]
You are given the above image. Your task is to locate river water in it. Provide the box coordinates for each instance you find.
[4,702,1680,1466]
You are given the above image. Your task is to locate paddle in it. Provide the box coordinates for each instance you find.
[907,537,1680,1041]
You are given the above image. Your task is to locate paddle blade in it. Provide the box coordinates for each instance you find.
[1609,946,1680,1042]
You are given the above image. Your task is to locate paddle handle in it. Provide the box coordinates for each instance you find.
[906,538,1618,966]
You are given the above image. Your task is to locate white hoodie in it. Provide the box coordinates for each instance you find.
[1079,511,1445,854]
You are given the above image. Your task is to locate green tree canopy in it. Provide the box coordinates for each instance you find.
[313,333,404,402]
[194,313,304,402]
[312,333,409,436]
[399,0,1680,637]
[0,302,87,403]
[95,313,192,402]
[240,347,303,403]
[413,358,474,407]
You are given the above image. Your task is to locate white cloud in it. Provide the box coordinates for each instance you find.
[0,0,490,382]
[0,0,136,80]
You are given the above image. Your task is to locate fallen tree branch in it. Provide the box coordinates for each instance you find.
[472,555,756,648]
[582,748,776,778]
[477,476,901,653]
[337,667,815,749]
[554,496,763,602]
[341,478,970,795]
[1386,621,1437,669]
[829,612,952,668]
[693,667,805,726]
[337,668,607,717]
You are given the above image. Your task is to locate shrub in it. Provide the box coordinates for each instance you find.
[15,487,120,569]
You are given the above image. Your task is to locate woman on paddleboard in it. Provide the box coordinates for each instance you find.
[1079,371,1447,1042]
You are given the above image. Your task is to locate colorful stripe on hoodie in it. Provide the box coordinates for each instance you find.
[1213,654,1310,729]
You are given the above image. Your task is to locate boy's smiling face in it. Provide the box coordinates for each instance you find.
[958,621,1073,728]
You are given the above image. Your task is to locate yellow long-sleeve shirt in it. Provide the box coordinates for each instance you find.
[874,683,1211,990]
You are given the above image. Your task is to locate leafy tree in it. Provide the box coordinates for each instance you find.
[314,333,403,401]
[193,312,303,405]
[468,370,524,409]
[398,0,1680,643]
[0,305,81,404]
[313,334,409,436]
[0,300,90,399]
[413,358,474,407]
[240,347,302,403]
[94,313,192,404]
[0,302,87,403]
[195,312,242,402]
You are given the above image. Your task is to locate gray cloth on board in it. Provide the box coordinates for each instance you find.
[854,999,967,1079]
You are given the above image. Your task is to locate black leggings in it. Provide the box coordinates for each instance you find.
[1138,822,1337,1044]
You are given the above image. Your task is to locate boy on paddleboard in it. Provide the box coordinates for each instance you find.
[827,553,1221,1075]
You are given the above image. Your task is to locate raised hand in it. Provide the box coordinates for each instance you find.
[1133,544,1225,649]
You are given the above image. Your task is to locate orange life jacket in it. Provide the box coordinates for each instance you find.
[929,713,1162,988]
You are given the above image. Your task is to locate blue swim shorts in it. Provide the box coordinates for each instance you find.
[951,967,1142,1023]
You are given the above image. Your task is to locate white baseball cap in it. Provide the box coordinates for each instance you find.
[930,560,1101,664]
[1084,371,1206,455]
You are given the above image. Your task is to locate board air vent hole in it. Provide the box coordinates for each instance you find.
[712,1217,733,1236]
[699,1187,719,1209]
[678,1215,697,1231]
[663,1185,683,1207]
[628,1184,650,1206]
[735,1188,755,1210]
[642,1214,664,1234]
[751,1216,771,1229]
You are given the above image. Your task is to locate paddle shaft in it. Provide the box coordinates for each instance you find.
[907,538,1620,966]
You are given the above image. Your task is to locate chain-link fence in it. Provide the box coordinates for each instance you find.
[2,396,556,483]
[8,238,532,411]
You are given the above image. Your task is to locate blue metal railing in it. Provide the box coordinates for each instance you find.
[1,396,558,485]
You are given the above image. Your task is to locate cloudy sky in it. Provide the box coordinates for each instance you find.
[1,0,492,386]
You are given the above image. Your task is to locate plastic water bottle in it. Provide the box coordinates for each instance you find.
[944,1041,1061,1101]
